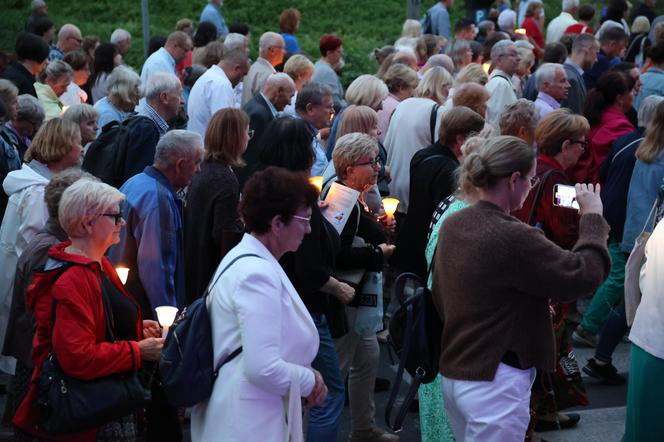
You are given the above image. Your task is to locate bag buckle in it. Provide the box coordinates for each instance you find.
[60,379,67,394]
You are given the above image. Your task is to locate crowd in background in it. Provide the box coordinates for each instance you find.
[0,0,664,441]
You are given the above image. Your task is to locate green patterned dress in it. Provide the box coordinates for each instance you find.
[418,196,470,442]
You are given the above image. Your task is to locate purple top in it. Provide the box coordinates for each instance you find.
[535,91,561,120]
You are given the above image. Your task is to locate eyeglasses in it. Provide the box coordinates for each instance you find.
[291,214,311,224]
[248,129,254,140]
[570,139,588,151]
[355,157,380,167]
[100,213,123,225]
[528,176,540,188]
[70,36,82,44]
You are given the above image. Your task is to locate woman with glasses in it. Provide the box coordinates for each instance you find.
[431,135,610,441]
[191,167,326,442]
[13,178,164,441]
[331,133,398,442]
[513,109,592,435]
[184,108,249,303]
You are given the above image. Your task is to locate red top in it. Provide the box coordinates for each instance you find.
[176,49,193,83]
[568,106,635,184]
[513,155,579,250]
[564,23,594,35]
[13,242,143,441]
[522,17,544,50]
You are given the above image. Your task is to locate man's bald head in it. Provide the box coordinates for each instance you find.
[423,54,455,76]
[57,24,82,52]
[263,73,296,111]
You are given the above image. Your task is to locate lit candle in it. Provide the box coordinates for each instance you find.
[382,197,400,220]
[309,176,323,193]
[515,28,527,35]
[115,266,129,285]
[60,105,70,116]
[482,62,491,74]
[155,306,179,338]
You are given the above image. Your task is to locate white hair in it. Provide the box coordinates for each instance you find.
[106,65,141,104]
[110,29,131,44]
[59,178,124,239]
[498,9,516,31]
[57,24,81,41]
[263,73,295,93]
[258,32,283,54]
[144,72,181,101]
[224,33,247,53]
[535,63,564,90]
[154,130,203,167]
[16,94,45,123]
[638,96,664,127]
[31,0,46,10]
[402,19,422,38]
[42,59,74,82]
[490,39,516,62]
[562,0,579,12]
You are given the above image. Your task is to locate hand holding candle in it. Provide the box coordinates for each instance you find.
[155,306,179,338]
[515,28,527,35]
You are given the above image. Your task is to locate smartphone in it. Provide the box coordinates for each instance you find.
[553,184,579,210]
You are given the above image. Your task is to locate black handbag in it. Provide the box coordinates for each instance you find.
[35,266,151,435]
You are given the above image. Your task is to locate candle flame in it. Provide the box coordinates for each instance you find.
[309,176,323,193]
[382,197,400,217]
[115,266,129,285]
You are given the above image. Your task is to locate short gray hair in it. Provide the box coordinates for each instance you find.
[449,40,471,70]
[562,0,579,13]
[16,94,45,123]
[497,9,516,31]
[63,103,98,124]
[332,132,379,180]
[491,40,516,63]
[638,95,664,127]
[58,178,124,239]
[263,73,295,93]
[57,24,81,42]
[499,99,538,136]
[535,63,564,90]
[423,54,455,76]
[295,82,333,112]
[224,33,247,53]
[110,29,131,44]
[41,59,73,82]
[32,0,46,10]
[144,72,180,101]
[258,32,283,54]
[345,75,388,110]
[107,65,141,106]
[154,130,204,167]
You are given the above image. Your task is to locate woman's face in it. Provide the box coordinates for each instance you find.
[296,70,313,91]
[6,96,18,121]
[240,124,251,153]
[61,134,84,168]
[346,151,380,192]
[92,203,125,249]
[74,64,90,86]
[281,205,312,253]
[511,160,537,212]
[367,121,381,140]
[49,75,71,97]
[79,119,98,145]
[113,53,123,67]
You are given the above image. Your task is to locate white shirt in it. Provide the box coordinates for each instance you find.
[486,69,517,130]
[59,82,88,106]
[546,12,578,44]
[187,64,236,138]
[140,47,176,85]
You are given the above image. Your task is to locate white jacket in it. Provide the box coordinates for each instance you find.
[0,163,50,374]
[190,233,319,442]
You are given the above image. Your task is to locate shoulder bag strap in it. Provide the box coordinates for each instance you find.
[611,137,644,167]
[429,103,440,143]
[526,168,557,226]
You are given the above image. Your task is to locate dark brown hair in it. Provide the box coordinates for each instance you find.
[204,108,249,167]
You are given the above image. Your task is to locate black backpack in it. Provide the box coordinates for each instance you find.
[159,253,260,408]
[82,116,149,188]
[385,272,442,432]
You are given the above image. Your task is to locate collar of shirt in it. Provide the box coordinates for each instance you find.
[28,160,54,180]
[536,91,561,109]
[260,93,279,118]
[565,58,584,75]
[139,101,169,135]
[158,47,176,70]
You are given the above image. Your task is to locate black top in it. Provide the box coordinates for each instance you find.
[1,62,37,97]
[238,94,276,189]
[184,159,243,304]
[101,273,139,341]
[393,142,459,279]
[123,116,160,185]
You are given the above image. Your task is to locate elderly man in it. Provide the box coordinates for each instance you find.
[25,0,48,30]
[421,53,455,75]
[187,49,250,137]
[561,33,598,114]
[200,0,228,38]
[546,0,579,43]
[486,40,520,129]
[534,63,570,119]
[1,33,49,97]
[48,24,82,61]
[122,72,183,183]
[426,0,454,40]
[140,31,191,84]
[238,73,295,187]
[295,82,335,176]
[241,32,286,106]
[312,34,346,112]
[110,29,132,56]
[499,99,538,146]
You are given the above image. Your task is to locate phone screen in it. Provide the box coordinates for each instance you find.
[553,184,579,210]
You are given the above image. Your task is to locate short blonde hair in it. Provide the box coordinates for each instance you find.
[415,66,453,105]
[62,103,98,124]
[337,105,378,139]
[517,47,535,71]
[631,16,650,35]
[284,54,315,81]
[382,63,419,93]
[455,63,489,86]
[345,75,388,110]
[58,178,124,239]
[107,65,141,109]
[25,118,80,163]
[402,19,422,38]
[535,108,590,156]
[332,132,379,181]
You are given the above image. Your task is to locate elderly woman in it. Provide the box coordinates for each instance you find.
[513,109,592,433]
[432,135,610,441]
[93,65,141,132]
[88,43,122,103]
[499,98,539,146]
[13,178,163,441]
[257,117,354,442]
[332,132,397,442]
[377,63,419,144]
[185,108,247,302]
[34,60,73,120]
[283,54,315,116]
[326,74,388,156]
[449,40,473,73]
[60,50,91,105]
[63,103,99,145]
[452,83,490,118]
[191,167,326,442]
[384,66,453,218]
[4,94,45,159]
[0,118,85,375]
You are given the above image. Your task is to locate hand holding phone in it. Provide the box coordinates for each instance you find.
[553,184,579,210]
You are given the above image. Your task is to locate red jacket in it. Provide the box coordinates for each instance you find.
[522,17,544,51]
[568,106,634,184]
[13,242,143,441]
[513,155,579,250]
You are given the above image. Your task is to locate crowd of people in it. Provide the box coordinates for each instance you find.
[0,0,664,441]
